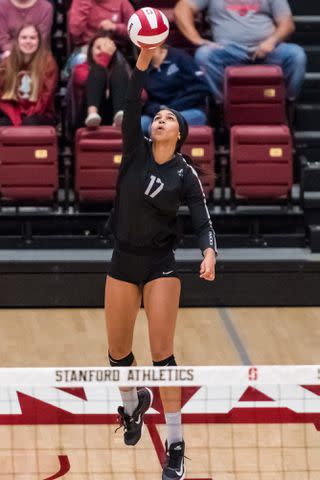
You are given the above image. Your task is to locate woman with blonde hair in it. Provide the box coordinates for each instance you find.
[0,24,58,126]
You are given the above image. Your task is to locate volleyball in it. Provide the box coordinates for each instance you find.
[127,7,169,49]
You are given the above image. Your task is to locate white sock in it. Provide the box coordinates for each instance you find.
[165,412,183,447]
[120,388,139,416]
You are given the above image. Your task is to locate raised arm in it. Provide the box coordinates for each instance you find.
[114,0,135,39]
[38,2,54,46]
[174,0,207,46]
[69,0,92,45]
[122,48,153,156]
[0,11,12,55]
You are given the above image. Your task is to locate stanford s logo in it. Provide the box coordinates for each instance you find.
[248,367,258,381]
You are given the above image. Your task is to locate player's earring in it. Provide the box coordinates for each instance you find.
[178,133,181,140]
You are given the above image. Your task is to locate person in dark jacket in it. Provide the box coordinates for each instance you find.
[105,47,217,480]
[141,44,210,134]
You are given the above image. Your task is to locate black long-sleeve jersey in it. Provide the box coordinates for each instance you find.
[110,67,217,254]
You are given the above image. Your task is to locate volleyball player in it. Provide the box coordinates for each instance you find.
[105,47,217,480]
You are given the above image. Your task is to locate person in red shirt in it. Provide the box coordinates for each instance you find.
[66,31,131,131]
[64,0,134,77]
[0,0,53,60]
[0,24,58,126]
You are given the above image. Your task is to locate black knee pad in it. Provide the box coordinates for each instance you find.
[108,351,135,367]
[153,354,177,367]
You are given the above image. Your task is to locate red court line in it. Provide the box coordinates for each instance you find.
[146,422,212,480]
[146,422,166,465]
[42,455,70,479]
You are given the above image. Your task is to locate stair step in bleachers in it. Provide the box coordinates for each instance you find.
[295,131,320,163]
[292,16,320,45]
[299,72,320,102]
[296,104,320,132]
[289,0,320,16]
[304,46,320,72]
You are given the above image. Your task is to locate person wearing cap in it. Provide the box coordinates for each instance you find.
[141,44,210,135]
[104,47,217,480]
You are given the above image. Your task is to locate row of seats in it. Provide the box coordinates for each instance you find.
[0,123,291,205]
[226,64,292,200]
[0,65,293,206]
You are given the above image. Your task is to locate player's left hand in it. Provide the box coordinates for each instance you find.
[200,249,216,282]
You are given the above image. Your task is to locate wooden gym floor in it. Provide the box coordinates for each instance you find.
[0,306,319,479]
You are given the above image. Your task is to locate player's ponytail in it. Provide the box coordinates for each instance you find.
[180,152,215,186]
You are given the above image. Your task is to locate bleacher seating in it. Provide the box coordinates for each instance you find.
[0,127,58,203]
[181,126,215,198]
[224,65,286,127]
[230,125,293,200]
[75,127,122,203]
[0,0,318,250]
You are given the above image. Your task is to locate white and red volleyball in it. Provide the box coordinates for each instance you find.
[127,7,169,49]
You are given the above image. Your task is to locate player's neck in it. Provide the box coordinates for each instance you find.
[152,141,175,165]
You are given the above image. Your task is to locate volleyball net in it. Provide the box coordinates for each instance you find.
[1,365,320,479]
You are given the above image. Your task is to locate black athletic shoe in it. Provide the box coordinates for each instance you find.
[162,440,185,480]
[117,387,153,446]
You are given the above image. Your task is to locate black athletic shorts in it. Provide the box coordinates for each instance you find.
[108,247,179,286]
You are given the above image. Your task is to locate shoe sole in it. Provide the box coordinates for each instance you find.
[113,112,124,127]
[125,387,154,446]
[85,118,101,128]
[162,471,185,480]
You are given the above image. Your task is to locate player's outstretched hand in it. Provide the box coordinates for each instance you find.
[136,47,154,71]
[200,248,216,282]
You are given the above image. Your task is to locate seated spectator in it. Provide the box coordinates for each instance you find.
[66,31,130,131]
[65,0,134,76]
[0,24,58,126]
[0,0,53,60]
[174,0,307,106]
[141,44,210,135]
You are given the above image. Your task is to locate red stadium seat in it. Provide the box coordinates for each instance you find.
[75,127,122,203]
[231,125,292,199]
[181,126,215,198]
[0,126,58,202]
[224,65,286,127]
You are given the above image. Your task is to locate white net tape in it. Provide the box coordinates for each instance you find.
[1,365,319,386]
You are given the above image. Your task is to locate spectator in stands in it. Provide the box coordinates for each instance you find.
[141,44,210,135]
[67,31,130,130]
[65,0,134,76]
[0,0,53,60]
[0,24,58,126]
[174,0,307,106]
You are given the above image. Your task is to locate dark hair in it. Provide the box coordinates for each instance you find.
[87,30,116,67]
[0,24,50,102]
[179,152,215,185]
